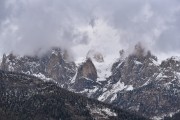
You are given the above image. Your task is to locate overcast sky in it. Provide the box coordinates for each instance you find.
[0,0,180,61]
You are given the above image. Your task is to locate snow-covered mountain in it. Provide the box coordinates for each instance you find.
[101,51,180,119]
[0,48,76,89]
[1,45,180,119]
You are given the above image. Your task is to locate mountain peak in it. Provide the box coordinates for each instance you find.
[77,58,98,80]
[87,49,104,63]
[0,47,76,87]
[128,43,157,63]
[133,42,146,57]
[160,56,180,72]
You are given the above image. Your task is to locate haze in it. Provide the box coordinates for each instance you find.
[0,0,180,61]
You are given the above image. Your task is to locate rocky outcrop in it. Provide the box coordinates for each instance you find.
[87,50,104,63]
[0,48,76,88]
[0,70,148,120]
[111,50,159,88]
[77,58,97,80]
[97,46,180,118]
[71,58,100,94]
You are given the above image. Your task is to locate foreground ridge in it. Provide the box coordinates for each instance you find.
[1,45,180,119]
[0,70,147,120]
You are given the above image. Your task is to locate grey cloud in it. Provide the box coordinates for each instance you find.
[0,1,7,21]
[0,0,95,55]
[95,0,180,55]
[0,0,180,59]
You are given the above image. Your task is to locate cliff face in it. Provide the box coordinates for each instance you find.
[97,47,180,118]
[0,48,76,88]
[71,58,100,95]
[110,50,159,88]
[77,58,97,80]
[1,45,180,119]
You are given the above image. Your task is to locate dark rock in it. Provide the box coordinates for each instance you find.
[71,58,100,94]
[0,48,76,89]
[0,70,148,120]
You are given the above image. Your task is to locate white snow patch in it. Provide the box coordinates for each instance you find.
[101,108,117,116]
[78,89,89,94]
[110,94,117,102]
[116,61,123,68]
[156,72,169,80]
[87,87,99,97]
[33,73,52,81]
[139,79,151,88]
[151,58,159,66]
[71,68,78,83]
[8,62,14,71]
[93,55,116,81]
[88,106,117,118]
[94,60,112,82]
[22,71,31,75]
[151,109,180,120]
[176,72,180,78]
[134,60,142,65]
[51,49,59,56]
[152,116,163,120]
[126,85,134,91]
[98,81,126,101]
[98,80,133,102]
[75,57,86,65]
[75,86,99,97]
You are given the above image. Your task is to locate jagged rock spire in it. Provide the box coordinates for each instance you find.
[87,49,104,63]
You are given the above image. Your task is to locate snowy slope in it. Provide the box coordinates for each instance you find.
[93,57,113,82]
[2,47,180,119]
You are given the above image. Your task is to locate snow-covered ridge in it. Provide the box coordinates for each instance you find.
[98,80,133,102]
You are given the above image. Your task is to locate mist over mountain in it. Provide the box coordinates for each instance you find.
[0,0,180,60]
[1,44,180,119]
[0,0,180,120]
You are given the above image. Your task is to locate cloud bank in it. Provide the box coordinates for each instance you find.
[0,0,180,60]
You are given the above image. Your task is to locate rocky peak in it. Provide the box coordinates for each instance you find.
[110,45,159,88]
[119,49,125,59]
[133,42,145,57]
[77,58,97,80]
[50,48,73,62]
[87,50,104,63]
[0,48,76,88]
[71,58,100,94]
[160,57,180,72]
[130,43,157,64]
[62,49,72,61]
[97,45,180,118]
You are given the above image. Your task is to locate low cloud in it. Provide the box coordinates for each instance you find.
[0,0,180,60]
